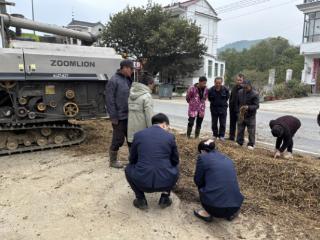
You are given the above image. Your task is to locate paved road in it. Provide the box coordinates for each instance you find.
[154,100,320,156]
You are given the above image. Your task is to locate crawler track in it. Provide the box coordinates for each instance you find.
[0,122,85,155]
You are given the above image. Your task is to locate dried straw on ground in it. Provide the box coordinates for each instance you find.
[71,120,320,238]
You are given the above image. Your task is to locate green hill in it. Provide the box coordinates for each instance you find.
[218,39,264,53]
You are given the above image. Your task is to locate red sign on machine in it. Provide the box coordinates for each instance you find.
[134,61,141,70]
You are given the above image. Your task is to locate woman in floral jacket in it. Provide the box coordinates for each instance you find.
[186,76,208,138]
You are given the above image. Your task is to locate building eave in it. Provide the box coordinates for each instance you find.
[195,11,221,21]
[164,0,219,17]
[297,1,320,13]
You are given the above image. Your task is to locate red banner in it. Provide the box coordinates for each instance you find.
[312,59,320,81]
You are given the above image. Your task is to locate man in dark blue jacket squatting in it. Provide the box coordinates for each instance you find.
[193,139,244,222]
[125,113,180,210]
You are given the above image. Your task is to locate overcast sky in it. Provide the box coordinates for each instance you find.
[7,0,305,47]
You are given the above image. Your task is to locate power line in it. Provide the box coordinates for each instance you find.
[222,0,300,21]
[216,0,270,14]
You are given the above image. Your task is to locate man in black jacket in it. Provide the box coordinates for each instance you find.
[236,80,259,150]
[105,60,133,168]
[228,74,244,141]
[125,113,179,210]
[208,77,230,141]
[269,115,301,159]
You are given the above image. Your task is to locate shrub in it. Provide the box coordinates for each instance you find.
[273,80,309,99]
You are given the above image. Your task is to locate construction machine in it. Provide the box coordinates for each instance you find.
[0,0,122,155]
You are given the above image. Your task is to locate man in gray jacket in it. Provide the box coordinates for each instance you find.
[128,73,155,144]
[106,60,133,168]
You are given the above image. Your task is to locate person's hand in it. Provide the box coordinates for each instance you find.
[111,119,119,125]
[274,150,281,159]
[243,105,249,110]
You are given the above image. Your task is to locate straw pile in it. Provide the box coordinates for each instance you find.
[175,135,320,220]
[70,120,320,238]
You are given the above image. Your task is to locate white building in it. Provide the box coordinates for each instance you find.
[297,0,320,93]
[64,19,104,46]
[165,0,225,87]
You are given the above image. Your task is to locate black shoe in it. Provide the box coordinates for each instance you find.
[195,128,201,139]
[236,141,243,147]
[187,126,192,138]
[158,194,172,209]
[133,198,148,210]
[194,210,213,222]
[226,209,240,221]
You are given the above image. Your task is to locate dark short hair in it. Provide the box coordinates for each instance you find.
[120,59,134,69]
[215,77,223,82]
[199,76,207,82]
[271,124,284,137]
[152,113,170,125]
[198,139,216,153]
[243,80,252,86]
[238,73,245,79]
[140,73,154,86]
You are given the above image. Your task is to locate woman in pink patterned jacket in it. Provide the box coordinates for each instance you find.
[186,76,208,138]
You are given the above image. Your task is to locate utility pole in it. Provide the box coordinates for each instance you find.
[31,0,35,35]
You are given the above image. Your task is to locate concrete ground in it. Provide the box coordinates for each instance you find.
[0,150,268,240]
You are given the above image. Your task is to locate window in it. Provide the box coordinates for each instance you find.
[315,19,320,35]
[304,11,320,43]
[214,63,219,77]
[220,64,224,77]
[208,60,213,78]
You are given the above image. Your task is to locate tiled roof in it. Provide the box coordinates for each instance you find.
[67,19,103,28]
[164,0,217,15]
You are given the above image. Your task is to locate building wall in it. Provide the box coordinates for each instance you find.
[299,15,320,91]
[297,1,320,92]
[162,1,225,88]
[179,0,224,87]
[301,55,315,85]
[192,56,225,87]
[180,0,218,56]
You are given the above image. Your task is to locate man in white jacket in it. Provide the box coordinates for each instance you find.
[128,74,155,145]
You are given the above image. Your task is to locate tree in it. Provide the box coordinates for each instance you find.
[219,37,304,86]
[219,48,244,85]
[102,4,207,78]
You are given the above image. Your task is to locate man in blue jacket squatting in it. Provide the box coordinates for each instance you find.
[125,113,180,210]
[194,139,244,222]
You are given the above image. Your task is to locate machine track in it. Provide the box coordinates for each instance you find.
[0,122,86,155]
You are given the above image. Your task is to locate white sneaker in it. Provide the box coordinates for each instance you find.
[247,146,255,151]
[283,152,293,159]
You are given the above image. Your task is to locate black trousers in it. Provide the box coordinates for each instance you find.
[188,115,204,130]
[237,116,256,147]
[211,112,227,138]
[276,137,293,153]
[125,167,171,199]
[202,203,240,219]
[229,110,239,140]
[110,119,129,151]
